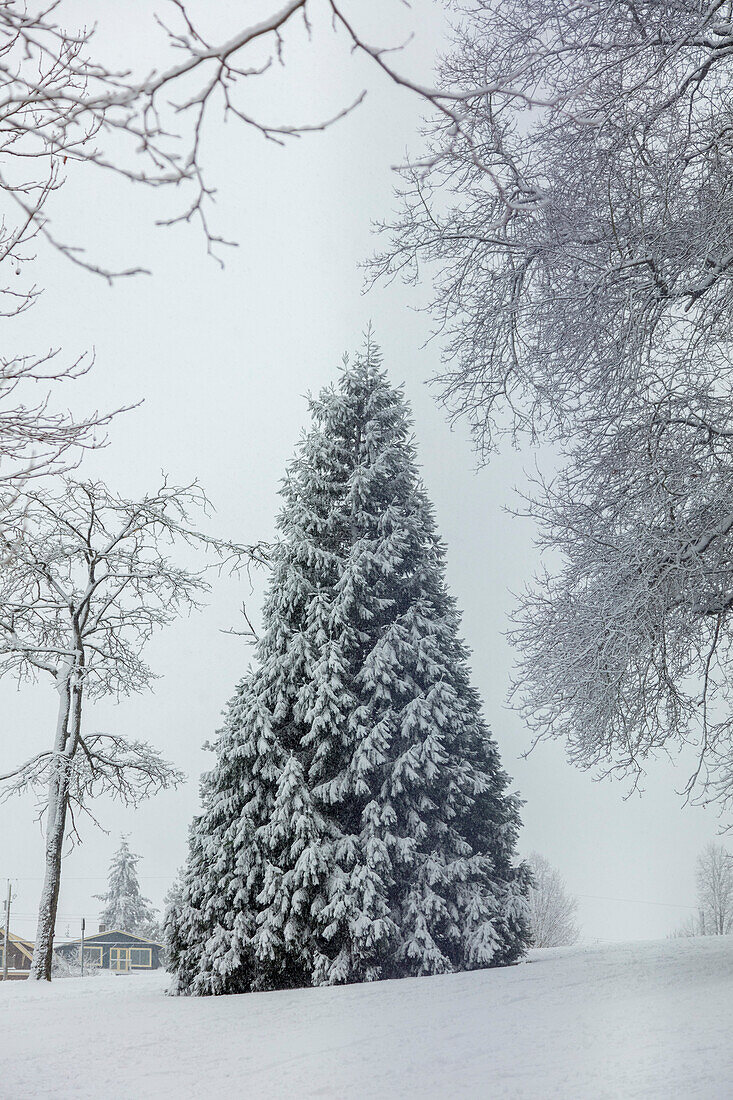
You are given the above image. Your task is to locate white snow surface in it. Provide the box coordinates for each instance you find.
[2,936,731,1099]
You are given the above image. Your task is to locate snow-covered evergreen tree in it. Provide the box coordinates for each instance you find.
[169,338,530,995]
[95,837,160,939]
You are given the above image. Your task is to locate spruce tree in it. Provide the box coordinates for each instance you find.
[169,338,530,995]
[95,837,160,939]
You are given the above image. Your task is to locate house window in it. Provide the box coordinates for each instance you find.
[129,948,152,968]
[83,946,103,966]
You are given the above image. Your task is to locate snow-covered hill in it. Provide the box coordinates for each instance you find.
[3,936,732,1099]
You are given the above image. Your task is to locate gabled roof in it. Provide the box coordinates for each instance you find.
[0,929,34,962]
[58,928,164,948]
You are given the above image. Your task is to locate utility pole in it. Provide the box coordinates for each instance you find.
[80,917,85,978]
[3,881,11,982]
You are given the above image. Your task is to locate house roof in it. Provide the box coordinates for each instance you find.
[58,928,163,948]
[0,930,34,962]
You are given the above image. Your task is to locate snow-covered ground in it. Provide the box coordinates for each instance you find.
[3,936,731,1099]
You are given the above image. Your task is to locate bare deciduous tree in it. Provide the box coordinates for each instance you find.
[525,853,579,949]
[696,843,733,935]
[373,0,733,815]
[0,477,266,980]
[672,843,733,936]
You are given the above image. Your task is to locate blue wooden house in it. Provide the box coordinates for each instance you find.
[55,927,165,972]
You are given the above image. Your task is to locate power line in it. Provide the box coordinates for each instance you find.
[11,913,103,919]
[577,893,696,911]
[7,875,173,881]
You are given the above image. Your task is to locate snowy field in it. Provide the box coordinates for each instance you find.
[2,936,732,1099]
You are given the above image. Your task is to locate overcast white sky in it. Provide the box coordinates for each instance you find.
[0,1,723,947]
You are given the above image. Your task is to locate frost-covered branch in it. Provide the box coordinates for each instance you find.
[375,1,733,446]
[0,734,182,814]
[0,1,478,277]
[0,1,462,508]
[373,1,733,818]
[0,352,127,508]
[509,385,733,816]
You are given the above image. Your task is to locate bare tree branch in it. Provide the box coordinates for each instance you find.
[372,0,733,817]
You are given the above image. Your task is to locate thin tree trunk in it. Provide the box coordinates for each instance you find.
[29,676,72,981]
[30,770,71,980]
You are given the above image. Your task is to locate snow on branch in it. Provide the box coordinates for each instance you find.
[0,476,267,692]
[0,734,183,818]
[370,0,733,819]
[0,1,489,277]
[372,0,733,447]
